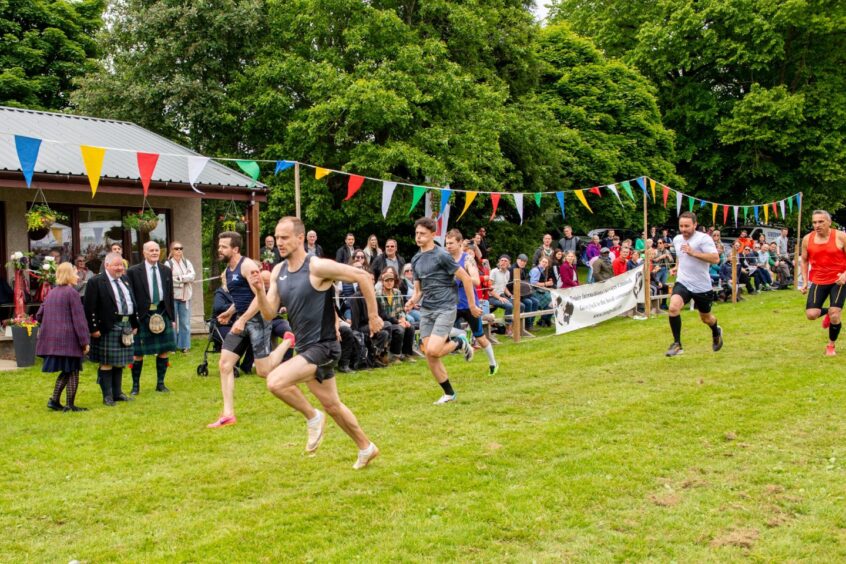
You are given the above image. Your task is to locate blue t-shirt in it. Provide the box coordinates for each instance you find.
[411,246,459,311]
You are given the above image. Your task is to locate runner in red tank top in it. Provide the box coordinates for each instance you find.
[800,210,846,356]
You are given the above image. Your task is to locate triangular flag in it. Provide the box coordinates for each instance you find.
[345,175,365,200]
[406,185,426,215]
[512,192,524,224]
[490,193,501,220]
[381,181,397,218]
[589,186,602,197]
[676,191,683,215]
[796,193,802,210]
[136,152,159,197]
[438,188,452,217]
[699,199,706,209]
[575,190,593,213]
[458,191,477,221]
[187,156,209,194]
[534,192,542,207]
[787,196,794,213]
[14,135,41,188]
[723,205,729,224]
[743,206,749,221]
[275,161,294,174]
[80,145,106,197]
[763,204,768,223]
[315,167,331,180]
[649,178,657,202]
[733,206,739,226]
[621,181,635,201]
[754,206,760,223]
[688,195,694,212]
[556,192,565,220]
[235,160,260,187]
[636,177,647,197]
[780,200,786,218]
[772,202,778,218]
[662,186,669,208]
[608,184,623,206]
[712,203,718,225]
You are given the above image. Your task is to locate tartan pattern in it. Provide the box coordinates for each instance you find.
[133,314,177,356]
[376,288,406,322]
[90,321,134,367]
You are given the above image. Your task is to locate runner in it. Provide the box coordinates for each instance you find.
[444,229,498,375]
[665,211,724,357]
[252,217,381,469]
[207,231,295,428]
[800,210,846,356]
[405,217,481,405]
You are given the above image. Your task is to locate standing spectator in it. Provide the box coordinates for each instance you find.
[609,236,622,260]
[654,240,673,287]
[305,230,324,257]
[585,235,602,262]
[370,239,405,282]
[261,235,282,269]
[165,241,196,353]
[127,241,177,395]
[489,255,514,335]
[476,227,489,259]
[73,254,94,297]
[601,229,616,250]
[559,251,580,288]
[660,228,673,247]
[558,225,580,255]
[532,234,555,266]
[592,248,615,282]
[100,242,128,273]
[85,251,138,406]
[37,263,91,412]
[362,234,383,265]
[775,228,790,258]
[335,233,356,264]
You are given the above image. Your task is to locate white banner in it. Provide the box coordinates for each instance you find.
[549,269,645,335]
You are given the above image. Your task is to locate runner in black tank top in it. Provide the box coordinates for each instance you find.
[251,217,382,469]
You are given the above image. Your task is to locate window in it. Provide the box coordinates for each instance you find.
[130,212,169,264]
[79,207,123,272]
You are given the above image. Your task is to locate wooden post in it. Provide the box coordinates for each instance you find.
[294,162,301,219]
[643,189,651,317]
[512,267,521,343]
[731,246,738,304]
[794,192,802,286]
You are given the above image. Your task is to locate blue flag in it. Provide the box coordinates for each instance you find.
[556,192,565,220]
[439,188,452,218]
[754,206,759,223]
[636,177,647,197]
[15,135,41,188]
[274,160,294,174]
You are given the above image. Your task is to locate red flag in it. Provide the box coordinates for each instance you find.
[722,205,729,224]
[136,152,160,197]
[771,202,778,218]
[589,186,602,197]
[345,175,365,200]
[662,186,669,208]
[490,193,501,220]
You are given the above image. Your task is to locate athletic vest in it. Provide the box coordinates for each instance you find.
[277,256,337,351]
[807,232,846,285]
[226,257,253,314]
[454,253,479,310]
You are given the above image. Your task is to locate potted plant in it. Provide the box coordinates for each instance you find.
[26,204,67,240]
[219,214,246,233]
[123,208,160,232]
[3,314,40,368]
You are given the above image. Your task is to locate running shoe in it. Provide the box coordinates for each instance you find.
[826,343,836,357]
[207,415,237,428]
[433,393,457,405]
[822,314,831,329]
[353,443,380,470]
[283,331,296,348]
[458,336,474,362]
[712,326,724,352]
[489,364,499,376]
[665,342,684,357]
[306,409,326,453]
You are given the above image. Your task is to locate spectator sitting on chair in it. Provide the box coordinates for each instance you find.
[559,251,580,288]
[627,250,643,271]
[770,242,791,288]
[753,243,773,291]
[592,248,615,283]
[489,255,514,336]
[529,256,554,327]
[514,254,538,335]
[612,247,630,276]
[376,267,416,363]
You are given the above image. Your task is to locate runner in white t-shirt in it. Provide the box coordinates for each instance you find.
[666,211,724,357]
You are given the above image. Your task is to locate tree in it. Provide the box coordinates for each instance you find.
[0,0,104,110]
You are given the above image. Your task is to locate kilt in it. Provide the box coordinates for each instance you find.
[90,321,134,367]
[134,314,177,356]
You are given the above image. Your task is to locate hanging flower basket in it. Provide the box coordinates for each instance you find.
[26,204,66,238]
[124,208,160,232]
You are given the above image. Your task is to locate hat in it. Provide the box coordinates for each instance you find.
[498,254,511,262]
[600,247,610,254]
[517,253,529,261]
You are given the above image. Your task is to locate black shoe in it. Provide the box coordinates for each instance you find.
[337,364,353,373]
[665,342,684,357]
[103,397,116,406]
[47,398,64,411]
[130,387,139,396]
[63,405,88,412]
[114,393,134,402]
[155,384,171,393]
[712,326,724,352]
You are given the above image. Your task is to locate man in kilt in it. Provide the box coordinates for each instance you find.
[127,241,177,394]
[84,251,139,406]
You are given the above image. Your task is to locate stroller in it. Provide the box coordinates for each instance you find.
[196,286,248,377]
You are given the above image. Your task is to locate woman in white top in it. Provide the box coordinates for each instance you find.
[165,241,196,352]
[362,234,383,265]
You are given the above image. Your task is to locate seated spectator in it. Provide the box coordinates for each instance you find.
[349,287,390,368]
[612,247,630,276]
[592,248,614,282]
[559,251,580,288]
[770,242,791,288]
[738,245,760,294]
[753,243,773,291]
[489,255,514,335]
[627,250,643,271]
[375,267,416,363]
[515,254,538,334]
[529,257,554,327]
[550,249,565,288]
[399,263,421,325]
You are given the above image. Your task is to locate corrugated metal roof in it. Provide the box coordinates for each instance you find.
[0,106,266,190]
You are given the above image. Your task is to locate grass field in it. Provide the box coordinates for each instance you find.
[2,289,845,562]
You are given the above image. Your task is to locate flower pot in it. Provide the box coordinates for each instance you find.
[11,325,38,368]
[138,218,159,232]
[28,227,50,240]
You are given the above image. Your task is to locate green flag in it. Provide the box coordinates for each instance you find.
[407,185,426,215]
[534,193,542,207]
[235,160,260,187]
[688,195,694,212]
[621,181,635,201]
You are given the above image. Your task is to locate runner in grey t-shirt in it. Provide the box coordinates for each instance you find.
[405,217,481,405]
[665,211,724,357]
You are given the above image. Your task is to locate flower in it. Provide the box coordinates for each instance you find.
[44,256,55,262]
[42,264,50,270]
[12,252,22,260]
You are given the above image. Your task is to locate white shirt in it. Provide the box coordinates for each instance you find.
[490,268,511,296]
[167,258,195,301]
[107,274,134,315]
[673,231,718,293]
[145,261,164,303]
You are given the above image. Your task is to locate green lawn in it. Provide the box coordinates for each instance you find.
[2,289,845,562]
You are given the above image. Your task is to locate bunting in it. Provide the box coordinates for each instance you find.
[14,135,41,188]
[688,195,694,212]
[236,160,260,187]
[345,175,365,200]
[490,193,501,220]
[607,184,623,206]
[136,152,159,197]
[772,202,778,218]
[763,204,769,224]
[407,185,426,215]
[722,205,729,224]
[621,181,634,201]
[712,203,718,225]
[733,206,739,227]
[556,192,565,220]
[274,160,294,174]
[381,181,397,218]
[534,192,542,207]
[676,191,683,216]
[315,167,331,180]
[589,186,602,197]
[512,193,524,224]
[439,188,452,217]
[636,177,647,198]
[754,206,760,223]
[187,156,209,194]
[574,190,593,213]
[787,196,794,213]
[780,200,786,218]
[662,186,669,208]
[80,145,106,197]
[649,178,657,202]
[458,191,477,221]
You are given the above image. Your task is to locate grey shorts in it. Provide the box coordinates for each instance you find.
[299,340,342,383]
[419,308,457,339]
[222,316,272,359]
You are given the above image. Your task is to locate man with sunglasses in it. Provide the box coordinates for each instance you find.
[370,239,405,283]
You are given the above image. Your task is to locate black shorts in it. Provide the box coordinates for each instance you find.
[299,340,342,383]
[806,283,846,311]
[672,282,714,314]
[455,309,484,338]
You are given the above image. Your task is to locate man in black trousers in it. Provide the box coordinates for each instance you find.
[127,241,177,394]
[84,251,139,406]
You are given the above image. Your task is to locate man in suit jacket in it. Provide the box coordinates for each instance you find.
[126,241,177,394]
[84,251,139,406]
[335,233,356,264]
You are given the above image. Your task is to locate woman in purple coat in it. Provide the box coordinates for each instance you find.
[36,263,91,412]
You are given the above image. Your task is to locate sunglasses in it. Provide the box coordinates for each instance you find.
[173,247,183,250]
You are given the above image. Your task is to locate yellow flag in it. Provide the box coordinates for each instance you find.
[457,191,477,221]
[574,190,593,213]
[763,204,769,224]
[649,178,656,202]
[712,203,717,224]
[315,167,331,180]
[80,145,106,197]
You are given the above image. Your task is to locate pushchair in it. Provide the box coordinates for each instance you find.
[196,285,248,377]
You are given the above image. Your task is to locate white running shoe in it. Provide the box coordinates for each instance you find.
[433,393,457,405]
[305,410,326,453]
[353,443,380,470]
[459,336,474,362]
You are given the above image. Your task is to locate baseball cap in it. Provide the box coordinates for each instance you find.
[517,253,528,261]
[600,247,610,254]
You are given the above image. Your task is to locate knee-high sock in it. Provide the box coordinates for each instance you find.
[131,359,143,389]
[51,372,69,402]
[66,371,79,407]
[111,367,125,397]
[156,356,169,385]
[831,323,842,342]
[669,315,682,344]
[98,368,113,400]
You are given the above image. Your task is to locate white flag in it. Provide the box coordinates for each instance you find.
[733,206,739,226]
[187,156,209,194]
[676,191,683,216]
[381,181,397,218]
[780,200,786,218]
[512,192,524,224]
[607,184,623,206]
